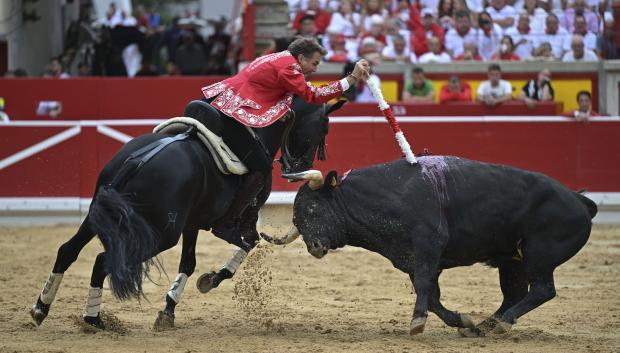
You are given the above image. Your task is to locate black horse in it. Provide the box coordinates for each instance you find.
[30,98,344,330]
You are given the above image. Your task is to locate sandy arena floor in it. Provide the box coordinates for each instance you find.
[0,207,619,353]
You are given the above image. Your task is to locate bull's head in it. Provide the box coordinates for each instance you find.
[280,99,346,174]
[260,170,345,259]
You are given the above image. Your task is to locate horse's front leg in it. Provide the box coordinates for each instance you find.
[154,228,199,331]
[196,180,270,294]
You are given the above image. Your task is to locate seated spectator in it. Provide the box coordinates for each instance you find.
[175,31,207,75]
[533,14,571,59]
[297,14,319,38]
[526,41,556,61]
[353,61,381,103]
[439,75,472,103]
[522,0,547,33]
[325,34,352,62]
[0,97,9,123]
[361,0,390,32]
[328,0,362,37]
[563,90,600,122]
[505,12,537,60]
[572,14,597,52]
[410,8,445,58]
[359,37,383,65]
[437,0,457,31]
[385,17,411,52]
[418,35,452,62]
[560,0,599,34]
[454,41,482,60]
[77,62,92,76]
[444,10,478,58]
[562,35,599,61]
[44,57,70,78]
[491,35,521,60]
[477,11,503,61]
[360,14,388,49]
[402,67,435,103]
[381,33,415,63]
[486,0,517,30]
[292,0,332,34]
[517,68,554,109]
[599,15,619,59]
[476,64,513,106]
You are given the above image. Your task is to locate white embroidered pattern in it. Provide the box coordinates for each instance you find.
[247,51,292,71]
[308,80,341,97]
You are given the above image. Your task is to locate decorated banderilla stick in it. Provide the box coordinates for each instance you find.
[366,76,417,165]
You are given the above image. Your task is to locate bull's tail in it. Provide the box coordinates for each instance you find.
[576,191,598,219]
[88,185,159,300]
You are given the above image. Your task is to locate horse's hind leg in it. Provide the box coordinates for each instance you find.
[76,251,108,329]
[154,228,199,331]
[31,217,96,326]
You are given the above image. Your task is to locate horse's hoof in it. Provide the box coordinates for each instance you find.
[460,313,476,329]
[409,316,427,335]
[83,314,105,330]
[458,327,484,338]
[153,310,175,331]
[196,271,217,294]
[30,304,47,326]
[491,320,513,334]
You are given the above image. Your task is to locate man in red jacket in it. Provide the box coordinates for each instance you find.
[201,37,370,237]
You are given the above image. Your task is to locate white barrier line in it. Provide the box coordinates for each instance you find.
[97,125,134,144]
[0,126,81,171]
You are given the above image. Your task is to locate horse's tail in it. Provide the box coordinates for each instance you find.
[88,185,159,300]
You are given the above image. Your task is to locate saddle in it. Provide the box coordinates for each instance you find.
[153,101,248,175]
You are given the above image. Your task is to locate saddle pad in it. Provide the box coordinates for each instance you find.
[153,117,248,175]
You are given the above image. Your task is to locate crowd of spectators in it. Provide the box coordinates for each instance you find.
[4,2,236,78]
[285,0,618,66]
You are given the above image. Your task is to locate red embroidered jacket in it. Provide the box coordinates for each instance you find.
[202,51,344,127]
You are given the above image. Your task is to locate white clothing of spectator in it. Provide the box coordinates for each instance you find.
[572,15,597,51]
[328,0,362,37]
[477,77,513,100]
[486,0,517,29]
[477,12,504,61]
[445,11,479,58]
[506,13,538,59]
[466,0,485,13]
[382,34,415,63]
[534,14,571,59]
[561,34,599,61]
[418,36,452,62]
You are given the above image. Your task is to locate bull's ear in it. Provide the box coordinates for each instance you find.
[327,99,347,114]
[324,170,339,190]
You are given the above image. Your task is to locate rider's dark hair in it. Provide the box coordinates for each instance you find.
[288,37,327,58]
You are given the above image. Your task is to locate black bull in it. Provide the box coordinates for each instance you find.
[263,156,597,337]
[30,98,344,330]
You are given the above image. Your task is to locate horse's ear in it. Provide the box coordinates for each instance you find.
[327,99,347,115]
[324,170,339,191]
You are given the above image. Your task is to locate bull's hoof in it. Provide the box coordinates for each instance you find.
[491,320,513,334]
[153,310,175,331]
[83,314,105,330]
[409,316,427,335]
[196,271,217,294]
[30,297,50,326]
[458,327,484,338]
[460,314,476,329]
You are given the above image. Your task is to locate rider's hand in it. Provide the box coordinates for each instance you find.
[352,59,370,82]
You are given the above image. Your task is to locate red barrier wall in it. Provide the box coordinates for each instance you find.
[0,76,585,120]
[1,117,619,199]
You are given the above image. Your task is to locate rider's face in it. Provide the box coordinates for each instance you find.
[298,52,322,76]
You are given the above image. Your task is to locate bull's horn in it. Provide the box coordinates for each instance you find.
[282,170,324,190]
[260,225,300,245]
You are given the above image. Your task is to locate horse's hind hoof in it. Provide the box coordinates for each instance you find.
[83,314,105,330]
[458,327,484,338]
[196,271,217,294]
[491,320,513,334]
[409,316,427,335]
[460,314,476,329]
[153,310,175,331]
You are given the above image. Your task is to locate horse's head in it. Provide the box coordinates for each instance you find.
[280,98,346,174]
